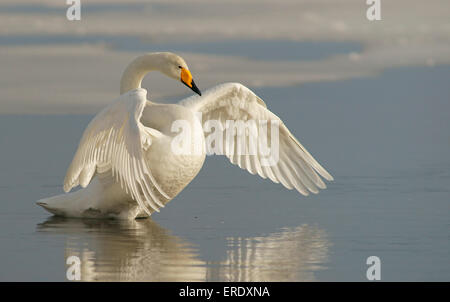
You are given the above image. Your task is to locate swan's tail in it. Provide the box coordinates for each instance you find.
[36,189,90,217]
[36,177,141,219]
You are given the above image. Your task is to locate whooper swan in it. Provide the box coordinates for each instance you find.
[37,52,333,219]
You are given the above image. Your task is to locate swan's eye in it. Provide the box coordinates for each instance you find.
[178,66,182,69]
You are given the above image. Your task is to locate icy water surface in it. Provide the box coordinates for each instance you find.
[0,34,361,62]
[0,66,449,281]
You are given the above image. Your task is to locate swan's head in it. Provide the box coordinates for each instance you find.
[158,52,202,96]
[120,52,202,95]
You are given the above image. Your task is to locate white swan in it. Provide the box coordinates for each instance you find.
[37,52,333,219]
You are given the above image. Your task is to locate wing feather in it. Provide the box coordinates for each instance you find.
[180,82,333,196]
[63,88,168,216]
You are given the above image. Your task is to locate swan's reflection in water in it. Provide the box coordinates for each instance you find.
[38,217,205,281]
[207,226,330,281]
[37,217,330,281]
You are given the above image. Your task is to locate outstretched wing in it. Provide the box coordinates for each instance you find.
[63,88,169,215]
[179,83,333,196]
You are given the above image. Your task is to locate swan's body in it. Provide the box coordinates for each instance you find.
[37,52,333,219]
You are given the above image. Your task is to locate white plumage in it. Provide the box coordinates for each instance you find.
[181,83,333,195]
[63,89,168,216]
[37,52,333,219]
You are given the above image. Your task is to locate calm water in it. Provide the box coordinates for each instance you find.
[0,66,449,281]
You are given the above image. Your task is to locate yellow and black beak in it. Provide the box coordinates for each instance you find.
[180,67,202,96]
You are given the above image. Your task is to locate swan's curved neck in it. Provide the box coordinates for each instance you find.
[120,53,164,95]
